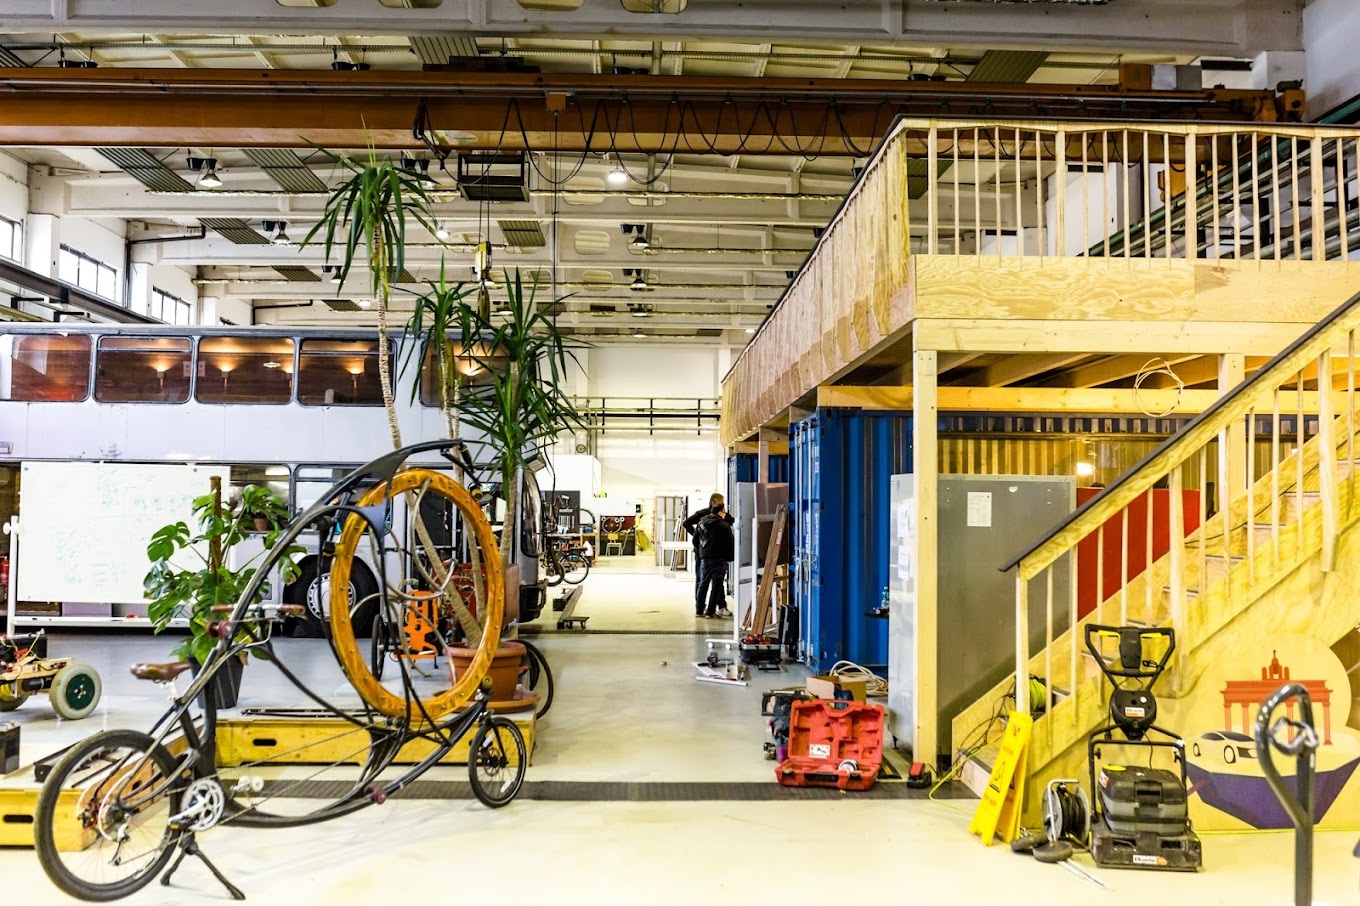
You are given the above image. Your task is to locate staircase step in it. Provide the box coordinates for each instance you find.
[1284,491,1323,521]
[960,745,998,799]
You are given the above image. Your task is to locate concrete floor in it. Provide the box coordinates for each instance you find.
[3,554,1359,904]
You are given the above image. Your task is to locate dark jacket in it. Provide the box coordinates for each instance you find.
[683,506,733,547]
[696,512,735,562]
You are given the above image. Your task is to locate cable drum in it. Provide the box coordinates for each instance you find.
[1044,780,1091,847]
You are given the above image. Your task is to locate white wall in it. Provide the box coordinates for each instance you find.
[585,346,721,400]
[1305,0,1360,118]
[0,154,28,226]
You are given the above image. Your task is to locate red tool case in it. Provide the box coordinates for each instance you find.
[776,699,885,791]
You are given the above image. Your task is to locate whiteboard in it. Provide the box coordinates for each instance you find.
[18,462,230,604]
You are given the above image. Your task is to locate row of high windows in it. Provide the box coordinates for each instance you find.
[1,332,496,406]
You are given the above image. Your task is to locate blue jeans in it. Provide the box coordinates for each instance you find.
[696,559,728,616]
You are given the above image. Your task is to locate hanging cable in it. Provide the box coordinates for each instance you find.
[1133,356,1185,418]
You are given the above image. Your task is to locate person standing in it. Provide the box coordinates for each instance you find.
[683,493,733,594]
[694,504,735,619]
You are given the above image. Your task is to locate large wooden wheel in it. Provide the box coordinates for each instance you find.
[329,469,503,720]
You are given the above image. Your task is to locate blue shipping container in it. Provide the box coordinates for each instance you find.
[727,452,791,486]
[791,410,913,673]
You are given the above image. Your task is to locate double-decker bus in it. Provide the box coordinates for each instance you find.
[0,324,546,633]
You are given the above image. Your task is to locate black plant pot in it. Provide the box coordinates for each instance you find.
[189,654,245,710]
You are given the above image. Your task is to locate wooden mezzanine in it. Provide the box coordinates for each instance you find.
[721,116,1360,759]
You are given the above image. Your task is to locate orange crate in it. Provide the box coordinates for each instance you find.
[776,699,885,791]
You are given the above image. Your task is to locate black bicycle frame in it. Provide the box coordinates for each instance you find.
[1255,683,1319,906]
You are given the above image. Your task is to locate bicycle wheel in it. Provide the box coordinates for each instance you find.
[330,469,504,721]
[560,554,589,585]
[517,639,554,719]
[467,717,527,808]
[545,555,564,588]
[35,729,182,902]
[369,612,388,682]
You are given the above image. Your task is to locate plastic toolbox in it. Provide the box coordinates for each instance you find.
[776,699,885,791]
[1098,766,1189,835]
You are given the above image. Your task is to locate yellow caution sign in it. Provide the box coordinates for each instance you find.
[968,711,1032,846]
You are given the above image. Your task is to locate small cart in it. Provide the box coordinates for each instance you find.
[0,631,102,720]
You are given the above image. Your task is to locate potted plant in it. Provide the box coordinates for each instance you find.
[440,270,584,694]
[239,484,290,533]
[143,477,303,707]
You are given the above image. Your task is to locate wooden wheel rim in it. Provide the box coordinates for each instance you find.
[330,469,504,720]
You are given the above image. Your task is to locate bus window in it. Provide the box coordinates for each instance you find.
[297,339,383,407]
[197,336,295,404]
[94,336,192,403]
[225,464,290,510]
[0,333,91,401]
[521,467,544,558]
[418,341,503,407]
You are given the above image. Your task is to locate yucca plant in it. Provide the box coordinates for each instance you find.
[402,260,476,443]
[455,270,585,574]
[304,145,434,448]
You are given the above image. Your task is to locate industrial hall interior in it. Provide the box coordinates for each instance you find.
[7,0,1360,903]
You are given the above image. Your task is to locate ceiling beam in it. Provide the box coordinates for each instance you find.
[1047,353,1201,388]
[0,69,1285,151]
[965,352,1093,388]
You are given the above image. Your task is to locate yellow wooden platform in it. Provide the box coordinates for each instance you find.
[0,707,535,849]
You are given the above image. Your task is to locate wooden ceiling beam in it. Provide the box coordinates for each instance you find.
[1047,353,1201,389]
[967,352,1093,388]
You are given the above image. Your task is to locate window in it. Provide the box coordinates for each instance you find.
[226,464,291,512]
[297,338,383,406]
[0,333,91,401]
[94,336,192,403]
[58,245,119,302]
[150,288,193,325]
[0,215,19,262]
[418,340,503,407]
[196,336,295,404]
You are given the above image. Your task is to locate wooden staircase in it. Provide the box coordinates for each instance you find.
[951,290,1360,823]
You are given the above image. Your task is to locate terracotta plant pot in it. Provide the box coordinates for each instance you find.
[450,641,524,703]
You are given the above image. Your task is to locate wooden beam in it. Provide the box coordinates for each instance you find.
[1048,353,1200,388]
[912,348,939,764]
[732,440,790,455]
[914,318,1312,356]
[818,384,1348,415]
[970,352,1093,387]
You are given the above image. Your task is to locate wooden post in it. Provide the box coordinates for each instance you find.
[1219,355,1247,512]
[913,347,940,762]
[1319,351,1338,570]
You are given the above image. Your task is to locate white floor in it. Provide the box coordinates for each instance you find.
[2,555,1358,904]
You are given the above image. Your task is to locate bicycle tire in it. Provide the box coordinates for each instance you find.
[467,717,527,808]
[329,469,504,721]
[35,729,182,902]
[560,554,589,585]
[370,612,387,682]
[545,555,564,588]
[517,639,554,719]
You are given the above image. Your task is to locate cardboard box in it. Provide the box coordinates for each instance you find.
[806,674,867,703]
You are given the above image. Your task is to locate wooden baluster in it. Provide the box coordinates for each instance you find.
[1165,132,1174,260]
[1272,137,1282,260]
[1320,351,1338,570]
[1340,138,1352,262]
[1119,508,1130,625]
[1069,549,1078,726]
[1292,137,1303,261]
[1198,446,1208,596]
[1143,131,1153,257]
[1145,488,1154,624]
[1350,330,1356,519]
[1044,567,1053,714]
[953,128,961,254]
[1015,128,1024,253]
[1246,407,1256,584]
[1079,131,1088,257]
[1169,467,1187,672]
[1272,389,1282,563]
[1038,129,1048,258]
[1297,377,1306,549]
[1213,133,1223,260]
[1101,131,1110,257]
[1311,136,1326,261]
[1250,133,1260,261]
[1185,132,1198,260]
[1056,129,1067,257]
[995,127,1004,262]
[927,126,938,255]
[1096,524,1106,619]
[1015,572,1030,714]
[1123,130,1132,261]
[974,128,982,260]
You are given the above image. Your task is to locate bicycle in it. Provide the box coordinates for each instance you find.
[544,537,590,587]
[33,440,528,902]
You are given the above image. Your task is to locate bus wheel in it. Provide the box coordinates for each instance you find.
[285,558,378,639]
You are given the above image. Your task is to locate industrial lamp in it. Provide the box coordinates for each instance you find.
[187,156,222,189]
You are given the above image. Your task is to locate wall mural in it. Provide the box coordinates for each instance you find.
[1163,634,1360,831]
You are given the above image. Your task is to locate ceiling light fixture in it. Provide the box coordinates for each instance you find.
[624,269,650,292]
[357,299,372,309]
[187,156,222,189]
[632,328,646,339]
[631,233,651,250]
[607,156,628,186]
[629,303,651,318]
[322,265,343,284]
[745,327,756,334]
[434,222,451,242]
[262,360,281,369]
[402,156,437,190]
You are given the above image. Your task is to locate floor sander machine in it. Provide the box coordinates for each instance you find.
[1014,624,1202,877]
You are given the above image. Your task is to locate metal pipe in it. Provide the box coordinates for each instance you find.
[148,189,846,201]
